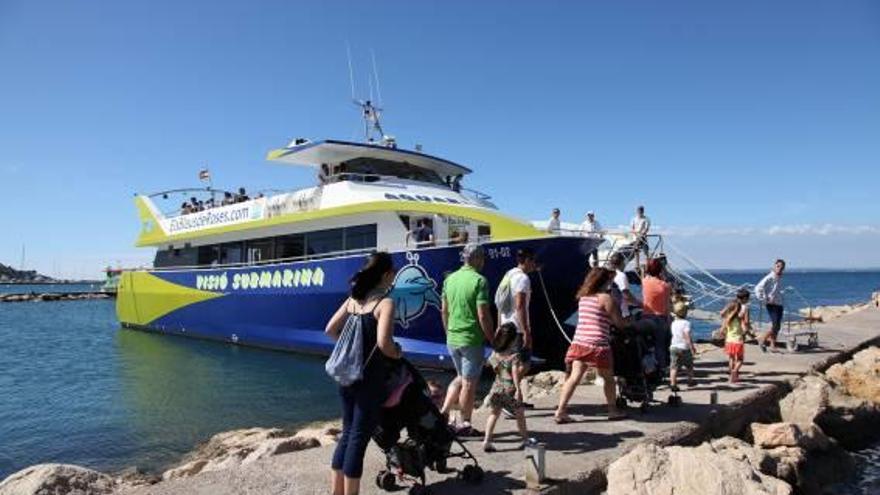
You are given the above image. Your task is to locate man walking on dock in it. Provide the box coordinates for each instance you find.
[755,259,786,352]
[440,244,495,436]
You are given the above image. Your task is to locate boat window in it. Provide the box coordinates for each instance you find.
[219,242,243,264]
[345,224,377,251]
[154,246,199,268]
[306,228,344,256]
[398,194,416,201]
[246,239,274,263]
[276,234,305,259]
[478,225,491,241]
[341,157,445,185]
[384,193,400,200]
[446,198,461,204]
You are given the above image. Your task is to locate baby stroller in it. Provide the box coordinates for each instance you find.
[372,359,483,495]
[611,323,661,412]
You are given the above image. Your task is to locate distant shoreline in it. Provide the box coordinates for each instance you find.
[0,280,100,285]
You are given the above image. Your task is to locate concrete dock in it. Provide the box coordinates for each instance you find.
[120,307,880,495]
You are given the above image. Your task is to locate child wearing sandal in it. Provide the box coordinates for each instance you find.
[722,298,746,383]
[482,323,528,453]
[669,301,696,390]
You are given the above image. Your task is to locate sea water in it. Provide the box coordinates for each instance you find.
[0,271,879,481]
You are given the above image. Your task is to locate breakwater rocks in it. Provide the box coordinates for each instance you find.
[0,292,111,303]
[607,346,880,495]
[0,422,341,495]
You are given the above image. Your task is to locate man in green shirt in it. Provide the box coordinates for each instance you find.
[440,244,494,436]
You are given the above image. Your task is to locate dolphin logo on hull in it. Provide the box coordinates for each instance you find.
[390,252,441,328]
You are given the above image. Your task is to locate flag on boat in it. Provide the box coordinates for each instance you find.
[198,169,211,181]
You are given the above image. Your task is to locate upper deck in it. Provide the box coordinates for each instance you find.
[133,139,538,250]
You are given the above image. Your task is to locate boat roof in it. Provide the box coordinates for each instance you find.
[266,139,472,177]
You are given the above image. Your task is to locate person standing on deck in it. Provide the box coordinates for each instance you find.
[406,219,435,248]
[630,205,651,259]
[547,208,561,234]
[495,248,537,408]
[580,211,604,267]
[755,259,786,352]
[440,244,495,437]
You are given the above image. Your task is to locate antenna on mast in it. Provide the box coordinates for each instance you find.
[346,46,392,146]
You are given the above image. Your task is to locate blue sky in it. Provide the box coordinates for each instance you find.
[1,0,879,278]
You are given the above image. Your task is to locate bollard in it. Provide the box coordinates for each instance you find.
[710,391,718,405]
[524,438,545,489]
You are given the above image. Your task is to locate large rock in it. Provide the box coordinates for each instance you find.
[779,374,880,449]
[606,442,792,495]
[749,422,830,451]
[162,423,339,480]
[762,447,806,486]
[0,463,115,495]
[824,347,880,403]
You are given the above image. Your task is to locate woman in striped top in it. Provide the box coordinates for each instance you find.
[555,268,628,423]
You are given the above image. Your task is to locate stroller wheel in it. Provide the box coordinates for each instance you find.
[460,465,484,484]
[639,401,649,413]
[667,395,682,407]
[408,485,430,495]
[376,470,396,491]
[434,457,448,473]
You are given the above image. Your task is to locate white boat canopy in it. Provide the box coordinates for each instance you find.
[267,139,472,178]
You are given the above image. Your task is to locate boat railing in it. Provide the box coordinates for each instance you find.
[143,236,496,273]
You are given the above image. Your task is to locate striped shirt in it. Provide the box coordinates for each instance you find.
[573,295,611,347]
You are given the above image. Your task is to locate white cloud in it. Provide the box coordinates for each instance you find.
[655,224,880,237]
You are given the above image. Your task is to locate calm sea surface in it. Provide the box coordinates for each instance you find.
[1,271,879,485]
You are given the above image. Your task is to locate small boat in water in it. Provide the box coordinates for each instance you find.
[116,103,601,368]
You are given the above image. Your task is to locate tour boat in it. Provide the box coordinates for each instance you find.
[116,103,601,368]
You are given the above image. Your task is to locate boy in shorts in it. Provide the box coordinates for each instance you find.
[669,301,696,390]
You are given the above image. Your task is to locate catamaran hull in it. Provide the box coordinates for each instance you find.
[117,237,599,369]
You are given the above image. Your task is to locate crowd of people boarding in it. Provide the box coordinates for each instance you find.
[322,229,789,495]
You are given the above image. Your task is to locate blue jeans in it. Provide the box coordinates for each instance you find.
[448,344,485,380]
[331,378,384,478]
[766,304,784,337]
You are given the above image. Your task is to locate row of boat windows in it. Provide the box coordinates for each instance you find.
[154,224,377,268]
[383,193,465,204]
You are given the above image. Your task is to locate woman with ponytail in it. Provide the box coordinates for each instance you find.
[325,252,402,495]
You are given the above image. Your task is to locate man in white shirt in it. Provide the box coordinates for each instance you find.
[495,248,537,405]
[608,252,641,320]
[754,259,785,352]
[580,211,603,267]
[630,205,651,259]
[547,208,561,234]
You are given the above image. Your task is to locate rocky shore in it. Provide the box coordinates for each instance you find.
[606,345,880,495]
[0,292,112,303]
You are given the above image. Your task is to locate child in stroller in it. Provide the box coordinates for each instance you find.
[372,359,483,494]
[611,321,661,412]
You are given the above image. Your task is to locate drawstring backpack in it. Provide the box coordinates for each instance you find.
[325,298,382,387]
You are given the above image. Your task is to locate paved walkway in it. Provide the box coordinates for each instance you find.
[121,307,880,495]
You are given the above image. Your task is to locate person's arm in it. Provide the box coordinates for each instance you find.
[325,298,351,340]
[755,275,769,302]
[477,303,494,343]
[601,293,627,330]
[375,298,403,359]
[514,291,531,349]
[684,323,696,354]
[441,294,449,334]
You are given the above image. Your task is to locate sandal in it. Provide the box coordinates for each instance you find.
[607,411,629,421]
[554,414,573,424]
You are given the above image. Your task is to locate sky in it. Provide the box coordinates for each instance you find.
[1,0,879,278]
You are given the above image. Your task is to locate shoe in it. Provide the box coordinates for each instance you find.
[759,343,767,353]
[521,402,535,409]
[456,425,483,437]
[483,443,496,453]
[670,385,680,393]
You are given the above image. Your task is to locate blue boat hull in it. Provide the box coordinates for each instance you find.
[118,237,600,369]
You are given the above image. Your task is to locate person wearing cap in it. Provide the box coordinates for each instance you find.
[440,244,495,437]
[580,211,604,267]
[547,208,561,234]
